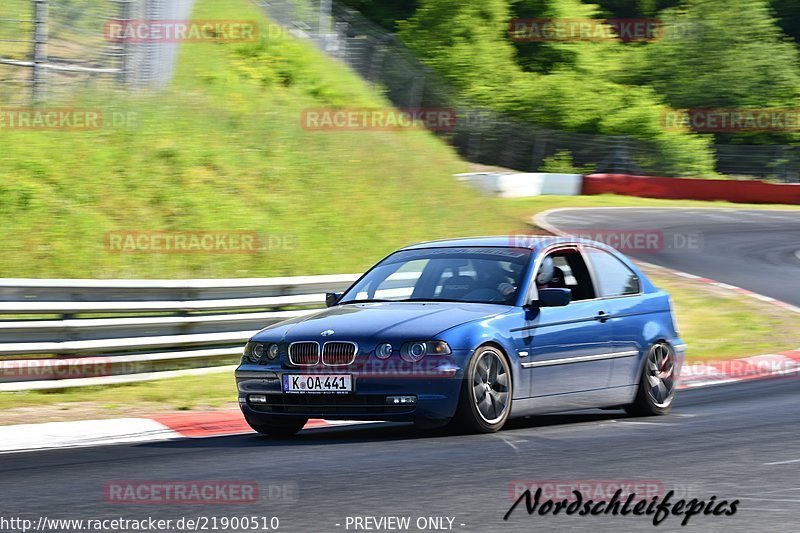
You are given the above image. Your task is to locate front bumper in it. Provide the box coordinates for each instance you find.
[236,355,467,422]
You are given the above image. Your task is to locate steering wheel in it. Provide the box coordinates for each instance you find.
[463,288,506,302]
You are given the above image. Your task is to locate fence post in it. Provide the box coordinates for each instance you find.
[31,0,48,104]
[367,33,392,84]
[318,0,332,51]
[530,131,546,171]
[612,135,632,174]
[408,71,426,110]
[118,0,133,86]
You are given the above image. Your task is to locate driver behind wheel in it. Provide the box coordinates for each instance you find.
[474,261,520,301]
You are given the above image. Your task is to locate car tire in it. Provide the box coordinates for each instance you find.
[454,345,513,433]
[245,416,308,437]
[625,342,677,416]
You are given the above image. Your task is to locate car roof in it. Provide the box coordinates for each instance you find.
[400,235,615,252]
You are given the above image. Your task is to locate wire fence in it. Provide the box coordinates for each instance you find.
[0,0,121,103]
[0,0,37,104]
[0,0,193,104]
[258,0,800,183]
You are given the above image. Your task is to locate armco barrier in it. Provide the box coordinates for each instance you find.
[0,274,362,391]
[583,173,800,204]
[456,172,582,197]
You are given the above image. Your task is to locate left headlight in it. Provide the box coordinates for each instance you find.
[400,340,451,362]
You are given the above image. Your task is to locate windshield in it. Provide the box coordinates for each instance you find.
[339,247,532,305]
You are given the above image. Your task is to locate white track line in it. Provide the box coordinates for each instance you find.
[763,458,800,466]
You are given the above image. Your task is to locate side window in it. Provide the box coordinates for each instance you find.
[586,248,640,297]
[536,248,596,301]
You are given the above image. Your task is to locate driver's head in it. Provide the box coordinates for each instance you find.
[536,256,555,286]
[475,260,505,282]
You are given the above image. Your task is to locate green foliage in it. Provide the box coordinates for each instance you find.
[539,150,594,173]
[399,0,717,175]
[622,0,800,145]
[398,0,521,94]
[635,0,800,109]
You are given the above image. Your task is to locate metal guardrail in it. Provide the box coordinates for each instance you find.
[0,274,360,391]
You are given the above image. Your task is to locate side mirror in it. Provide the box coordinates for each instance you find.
[532,288,571,307]
[326,292,343,307]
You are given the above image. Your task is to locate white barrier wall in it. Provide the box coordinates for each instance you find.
[456,172,583,198]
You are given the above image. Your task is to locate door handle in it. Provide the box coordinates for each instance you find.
[596,311,609,323]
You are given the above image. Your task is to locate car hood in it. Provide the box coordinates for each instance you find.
[253,301,510,343]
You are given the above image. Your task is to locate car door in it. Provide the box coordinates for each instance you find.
[583,246,645,389]
[511,246,614,398]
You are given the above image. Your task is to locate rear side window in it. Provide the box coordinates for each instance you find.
[586,248,640,297]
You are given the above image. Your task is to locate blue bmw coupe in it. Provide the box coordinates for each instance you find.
[236,236,686,435]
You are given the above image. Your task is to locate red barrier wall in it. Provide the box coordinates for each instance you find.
[583,173,800,205]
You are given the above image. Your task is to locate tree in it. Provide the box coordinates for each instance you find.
[398,0,716,175]
[397,0,521,95]
[635,0,800,109]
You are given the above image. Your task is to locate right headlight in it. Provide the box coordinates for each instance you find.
[243,341,268,363]
[267,343,279,360]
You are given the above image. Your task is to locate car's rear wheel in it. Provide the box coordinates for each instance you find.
[454,345,512,433]
[245,415,308,437]
[625,342,677,416]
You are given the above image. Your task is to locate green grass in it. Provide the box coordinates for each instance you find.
[0,374,237,416]
[644,268,800,362]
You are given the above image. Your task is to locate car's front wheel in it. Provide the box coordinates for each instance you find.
[454,345,513,433]
[245,415,308,437]
[625,342,677,416]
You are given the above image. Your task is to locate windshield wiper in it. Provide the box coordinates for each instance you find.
[394,298,465,303]
[338,299,394,304]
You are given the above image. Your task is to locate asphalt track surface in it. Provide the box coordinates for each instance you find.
[540,207,800,306]
[2,208,799,533]
[1,380,799,532]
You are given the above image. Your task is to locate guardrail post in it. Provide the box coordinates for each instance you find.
[32,0,48,104]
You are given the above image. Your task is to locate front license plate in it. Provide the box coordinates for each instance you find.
[283,374,353,394]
